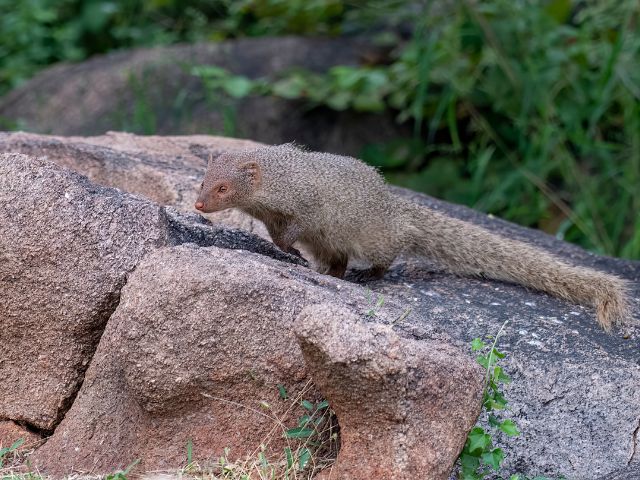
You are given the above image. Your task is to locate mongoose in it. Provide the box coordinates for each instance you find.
[195,144,631,331]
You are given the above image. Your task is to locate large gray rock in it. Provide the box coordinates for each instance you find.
[0,152,301,431]
[383,191,640,479]
[0,37,409,157]
[1,133,638,479]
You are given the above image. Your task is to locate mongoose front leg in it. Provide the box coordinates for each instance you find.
[266,220,304,259]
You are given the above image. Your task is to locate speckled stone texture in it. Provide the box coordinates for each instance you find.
[296,305,483,480]
[383,189,640,479]
[598,465,640,480]
[0,152,301,432]
[0,153,167,430]
[31,245,481,476]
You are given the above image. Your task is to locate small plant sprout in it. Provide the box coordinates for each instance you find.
[278,384,289,400]
[186,438,193,465]
[0,438,24,467]
[458,321,520,480]
[175,380,337,479]
[283,396,335,474]
[364,288,385,317]
[394,307,412,323]
[104,459,140,480]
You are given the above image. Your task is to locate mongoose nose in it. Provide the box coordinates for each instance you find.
[195,201,204,210]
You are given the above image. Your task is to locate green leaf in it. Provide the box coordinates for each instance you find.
[316,400,330,410]
[492,366,505,383]
[186,439,193,464]
[488,414,501,427]
[499,419,520,437]
[325,91,352,110]
[476,355,489,369]
[492,390,508,409]
[331,66,363,89]
[271,76,307,99]
[278,384,288,400]
[285,447,294,469]
[258,451,268,469]
[9,438,24,451]
[222,76,254,98]
[284,427,314,439]
[498,370,512,383]
[481,448,504,470]
[352,94,386,112]
[544,0,572,23]
[467,427,491,453]
[298,447,311,470]
[191,65,227,78]
[471,338,485,351]
[298,415,311,427]
[301,400,314,411]
[492,348,506,359]
[459,452,481,478]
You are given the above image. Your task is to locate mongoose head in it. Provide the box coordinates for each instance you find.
[195,153,261,213]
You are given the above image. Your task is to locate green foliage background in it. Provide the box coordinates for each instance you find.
[1,0,638,259]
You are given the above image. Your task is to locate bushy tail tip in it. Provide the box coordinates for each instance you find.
[593,276,632,332]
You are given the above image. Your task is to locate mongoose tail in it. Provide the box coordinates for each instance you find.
[406,206,631,331]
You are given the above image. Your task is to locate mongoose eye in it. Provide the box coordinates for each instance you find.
[218,185,227,193]
[200,182,204,190]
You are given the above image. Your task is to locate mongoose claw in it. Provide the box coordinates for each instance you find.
[287,246,304,259]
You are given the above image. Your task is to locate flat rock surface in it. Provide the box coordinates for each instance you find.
[0,131,268,236]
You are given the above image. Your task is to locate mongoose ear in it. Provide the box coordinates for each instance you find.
[280,142,306,152]
[240,161,262,186]
[207,151,224,166]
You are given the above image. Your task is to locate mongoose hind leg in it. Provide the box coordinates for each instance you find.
[304,239,348,278]
[348,249,397,282]
[326,255,348,278]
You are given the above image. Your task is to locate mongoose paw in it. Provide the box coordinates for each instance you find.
[348,267,386,283]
